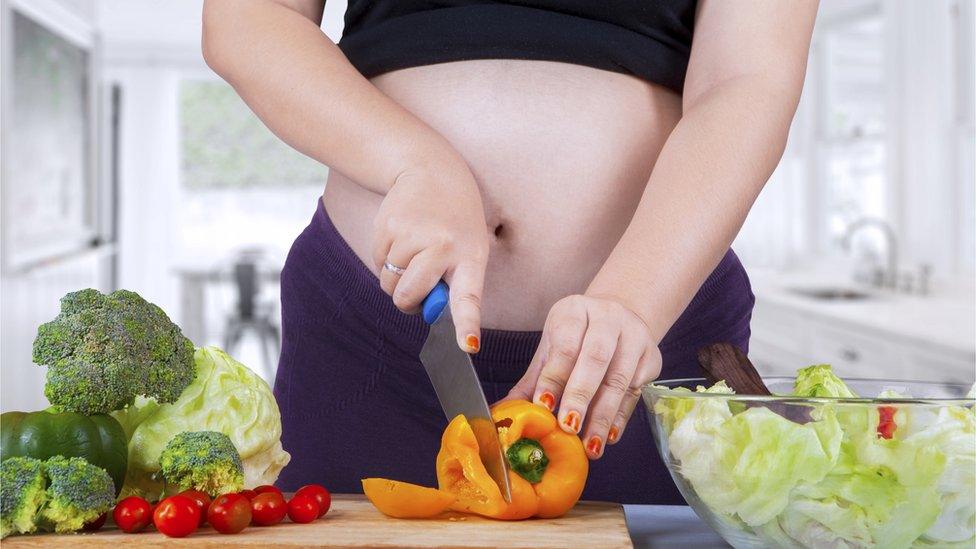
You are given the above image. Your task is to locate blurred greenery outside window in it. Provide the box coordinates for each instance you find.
[175,78,326,272]
[179,79,326,190]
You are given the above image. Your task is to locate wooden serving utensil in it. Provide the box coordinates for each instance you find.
[697,343,812,424]
[697,343,772,395]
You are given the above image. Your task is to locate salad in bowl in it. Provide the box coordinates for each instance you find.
[643,365,975,549]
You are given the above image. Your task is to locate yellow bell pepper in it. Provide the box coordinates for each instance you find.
[361,478,457,519]
[436,400,588,519]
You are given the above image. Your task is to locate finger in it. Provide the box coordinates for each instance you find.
[502,332,548,404]
[392,248,448,314]
[378,239,420,298]
[444,260,486,353]
[557,313,620,436]
[609,343,662,444]
[371,229,394,274]
[532,299,587,422]
[581,333,643,458]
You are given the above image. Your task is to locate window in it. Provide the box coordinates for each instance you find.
[815,12,888,252]
[176,79,326,262]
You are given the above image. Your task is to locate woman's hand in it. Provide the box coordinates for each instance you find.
[372,156,490,352]
[504,295,662,459]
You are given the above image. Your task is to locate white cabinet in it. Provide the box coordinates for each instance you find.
[750,299,975,385]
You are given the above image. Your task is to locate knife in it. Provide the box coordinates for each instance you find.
[420,281,512,502]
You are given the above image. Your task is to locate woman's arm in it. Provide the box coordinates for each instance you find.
[507,0,819,458]
[203,0,491,350]
[588,0,820,338]
[202,0,459,194]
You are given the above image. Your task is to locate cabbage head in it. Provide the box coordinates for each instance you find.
[113,346,290,498]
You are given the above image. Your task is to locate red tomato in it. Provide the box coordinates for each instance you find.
[114,496,153,533]
[153,495,200,538]
[250,492,288,526]
[179,490,213,526]
[294,484,331,517]
[208,493,252,535]
[877,405,897,439]
[253,485,283,498]
[287,494,319,524]
[82,512,107,531]
[239,489,258,501]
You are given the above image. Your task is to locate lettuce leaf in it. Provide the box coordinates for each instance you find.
[793,364,858,398]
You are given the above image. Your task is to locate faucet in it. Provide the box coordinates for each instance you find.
[841,217,898,289]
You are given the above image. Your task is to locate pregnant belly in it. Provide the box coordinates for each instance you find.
[323,60,682,330]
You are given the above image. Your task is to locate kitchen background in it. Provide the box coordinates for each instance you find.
[1,0,973,412]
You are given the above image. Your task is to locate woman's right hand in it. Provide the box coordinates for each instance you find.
[372,155,490,353]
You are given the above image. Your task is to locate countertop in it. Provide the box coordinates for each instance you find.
[624,505,726,548]
[4,497,726,548]
[748,269,976,358]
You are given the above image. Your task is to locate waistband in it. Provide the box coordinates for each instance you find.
[300,198,744,372]
[302,199,542,370]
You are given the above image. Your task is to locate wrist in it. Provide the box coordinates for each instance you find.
[585,281,665,345]
[392,137,472,191]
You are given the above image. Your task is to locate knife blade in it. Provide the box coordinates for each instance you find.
[420,281,512,503]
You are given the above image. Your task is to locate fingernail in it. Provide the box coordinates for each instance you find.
[562,411,581,433]
[537,391,555,412]
[465,334,480,353]
[586,435,603,456]
[608,426,620,443]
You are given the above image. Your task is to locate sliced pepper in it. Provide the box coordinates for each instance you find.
[436,400,588,520]
[362,478,457,518]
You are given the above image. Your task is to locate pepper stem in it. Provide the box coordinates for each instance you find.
[506,438,549,484]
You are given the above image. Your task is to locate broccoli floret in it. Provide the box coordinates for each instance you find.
[1,457,47,538]
[33,289,196,414]
[160,431,244,496]
[40,456,115,533]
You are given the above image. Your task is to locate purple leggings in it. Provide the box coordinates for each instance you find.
[273,200,754,504]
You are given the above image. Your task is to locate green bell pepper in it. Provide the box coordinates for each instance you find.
[1,409,128,495]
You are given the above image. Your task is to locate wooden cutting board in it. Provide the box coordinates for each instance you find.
[3,494,633,548]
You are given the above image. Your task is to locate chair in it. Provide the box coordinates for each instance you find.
[223,253,280,380]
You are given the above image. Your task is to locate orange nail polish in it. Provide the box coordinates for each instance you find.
[586,436,603,456]
[608,426,620,443]
[465,334,480,353]
[538,391,555,412]
[562,411,581,433]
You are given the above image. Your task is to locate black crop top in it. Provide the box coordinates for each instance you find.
[338,1,698,93]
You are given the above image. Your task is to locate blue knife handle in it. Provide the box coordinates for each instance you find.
[422,281,449,324]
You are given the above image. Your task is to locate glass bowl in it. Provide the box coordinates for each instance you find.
[642,377,975,549]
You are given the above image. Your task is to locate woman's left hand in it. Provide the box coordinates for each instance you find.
[504,295,662,459]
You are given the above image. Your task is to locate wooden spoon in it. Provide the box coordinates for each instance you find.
[696,343,812,424]
[697,343,772,395]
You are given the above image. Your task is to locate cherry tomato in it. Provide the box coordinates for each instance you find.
[208,493,252,535]
[114,496,153,533]
[287,494,319,524]
[179,489,213,526]
[294,484,331,517]
[254,485,283,498]
[239,489,257,501]
[250,492,288,526]
[82,512,107,531]
[153,495,200,538]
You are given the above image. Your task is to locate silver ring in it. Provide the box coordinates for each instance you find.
[383,261,406,276]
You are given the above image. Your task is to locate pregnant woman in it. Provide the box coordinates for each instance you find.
[203,0,818,503]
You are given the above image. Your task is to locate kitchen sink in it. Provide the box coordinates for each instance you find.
[787,286,875,301]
